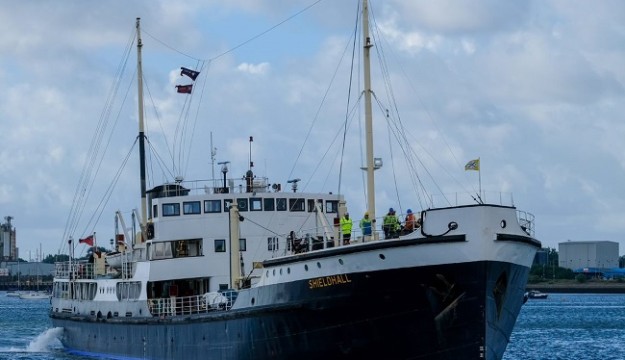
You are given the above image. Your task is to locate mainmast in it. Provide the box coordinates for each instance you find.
[136,18,148,235]
[362,0,376,228]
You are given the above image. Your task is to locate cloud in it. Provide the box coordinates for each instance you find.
[1,0,625,258]
[237,62,270,75]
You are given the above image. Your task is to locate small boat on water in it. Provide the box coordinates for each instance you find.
[6,290,24,297]
[19,291,51,300]
[527,290,548,299]
[49,1,541,359]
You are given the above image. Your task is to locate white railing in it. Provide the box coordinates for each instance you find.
[54,261,132,280]
[147,292,237,317]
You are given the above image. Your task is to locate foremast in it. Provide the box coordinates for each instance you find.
[362,0,377,233]
[136,18,148,238]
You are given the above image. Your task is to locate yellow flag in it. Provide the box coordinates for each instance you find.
[465,158,480,171]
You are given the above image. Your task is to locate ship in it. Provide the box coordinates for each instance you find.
[49,1,541,359]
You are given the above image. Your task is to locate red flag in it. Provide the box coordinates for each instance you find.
[79,235,94,246]
[176,84,193,94]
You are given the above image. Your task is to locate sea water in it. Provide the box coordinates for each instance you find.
[1,291,624,359]
[504,293,625,360]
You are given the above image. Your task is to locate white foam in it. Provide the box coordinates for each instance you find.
[25,327,63,352]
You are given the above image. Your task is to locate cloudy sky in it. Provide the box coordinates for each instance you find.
[1,0,624,260]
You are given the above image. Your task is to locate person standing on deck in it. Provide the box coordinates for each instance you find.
[360,212,372,240]
[383,208,400,239]
[403,209,419,234]
[340,213,353,245]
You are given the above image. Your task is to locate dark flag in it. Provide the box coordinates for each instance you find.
[180,67,200,81]
[176,84,193,94]
[79,235,94,246]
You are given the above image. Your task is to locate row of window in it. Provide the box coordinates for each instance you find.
[147,238,279,259]
[156,198,339,217]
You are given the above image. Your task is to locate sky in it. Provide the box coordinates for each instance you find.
[1,0,624,260]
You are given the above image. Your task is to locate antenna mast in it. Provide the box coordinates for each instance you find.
[136,18,148,234]
[362,0,377,229]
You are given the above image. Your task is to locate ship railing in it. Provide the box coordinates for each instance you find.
[54,261,130,280]
[54,261,95,280]
[160,177,271,196]
[147,293,235,317]
[516,210,535,237]
[429,191,515,208]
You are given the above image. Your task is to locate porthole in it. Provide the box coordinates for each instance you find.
[304,264,309,271]
[251,297,255,305]
[272,269,276,276]
[500,220,507,228]
[266,270,269,277]
[287,267,291,274]
[317,262,321,268]
[379,254,386,260]
[280,268,283,275]
[338,259,344,265]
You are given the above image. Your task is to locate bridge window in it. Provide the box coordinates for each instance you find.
[239,238,247,251]
[237,198,248,212]
[163,203,180,216]
[326,200,338,213]
[224,199,233,212]
[204,200,221,213]
[264,198,275,211]
[276,198,287,211]
[289,198,305,212]
[250,198,262,211]
[308,199,323,212]
[183,201,201,215]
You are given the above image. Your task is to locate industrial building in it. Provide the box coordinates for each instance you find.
[558,240,618,270]
[0,216,17,261]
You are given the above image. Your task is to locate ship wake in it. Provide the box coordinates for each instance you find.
[25,327,64,352]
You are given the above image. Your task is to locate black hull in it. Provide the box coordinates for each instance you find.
[52,260,528,360]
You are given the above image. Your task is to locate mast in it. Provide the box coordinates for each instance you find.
[136,18,148,234]
[362,0,376,229]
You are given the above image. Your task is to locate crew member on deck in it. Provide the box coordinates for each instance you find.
[383,208,400,239]
[403,209,419,234]
[340,212,353,245]
[360,212,372,239]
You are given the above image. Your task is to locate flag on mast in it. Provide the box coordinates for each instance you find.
[79,234,94,246]
[465,158,480,171]
[180,67,200,81]
[176,84,193,94]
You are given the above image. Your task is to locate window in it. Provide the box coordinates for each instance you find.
[215,239,226,252]
[152,204,158,218]
[264,198,275,211]
[204,200,221,213]
[237,198,249,212]
[183,201,201,215]
[224,199,233,212]
[289,198,305,212]
[173,239,202,257]
[151,242,173,259]
[162,203,180,216]
[250,198,262,211]
[239,238,247,251]
[326,200,338,213]
[267,237,279,251]
[276,198,287,211]
[117,282,141,301]
[308,199,323,212]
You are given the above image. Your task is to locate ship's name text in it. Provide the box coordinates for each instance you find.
[308,274,352,289]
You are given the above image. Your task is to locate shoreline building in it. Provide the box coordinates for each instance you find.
[0,216,17,261]
[558,240,618,270]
